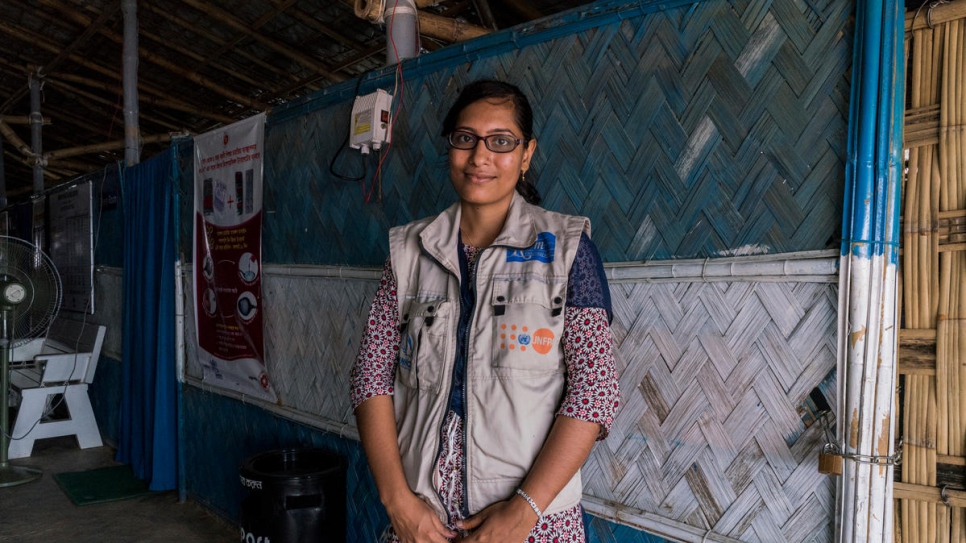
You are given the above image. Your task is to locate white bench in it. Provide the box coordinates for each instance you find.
[6,318,106,459]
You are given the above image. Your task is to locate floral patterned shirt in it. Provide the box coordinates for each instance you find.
[350,232,619,436]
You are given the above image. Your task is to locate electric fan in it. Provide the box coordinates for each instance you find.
[0,235,62,487]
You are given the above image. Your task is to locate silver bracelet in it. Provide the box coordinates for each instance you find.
[515,488,543,519]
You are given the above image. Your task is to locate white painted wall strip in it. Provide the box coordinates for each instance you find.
[185,374,360,441]
[582,496,745,543]
[259,249,839,283]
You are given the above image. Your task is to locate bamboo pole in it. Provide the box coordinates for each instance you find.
[48,73,238,125]
[179,0,346,84]
[0,119,35,158]
[43,133,177,161]
[906,0,966,32]
[0,0,118,116]
[0,116,50,125]
[43,79,182,133]
[142,4,307,83]
[417,11,491,42]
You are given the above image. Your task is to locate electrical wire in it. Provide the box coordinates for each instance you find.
[5,167,108,443]
[329,73,369,187]
[365,0,411,203]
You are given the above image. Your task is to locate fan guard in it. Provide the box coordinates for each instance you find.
[0,235,62,487]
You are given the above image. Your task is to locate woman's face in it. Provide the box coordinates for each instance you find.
[448,98,536,211]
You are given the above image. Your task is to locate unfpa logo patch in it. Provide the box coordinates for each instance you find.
[499,324,554,354]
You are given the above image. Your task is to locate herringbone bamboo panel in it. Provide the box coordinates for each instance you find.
[264,0,853,267]
[585,280,837,542]
[181,263,837,542]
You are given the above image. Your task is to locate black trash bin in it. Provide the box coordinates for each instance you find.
[239,448,347,543]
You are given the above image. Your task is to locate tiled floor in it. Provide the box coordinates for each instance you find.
[0,437,237,543]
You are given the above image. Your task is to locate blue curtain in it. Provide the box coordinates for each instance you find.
[117,148,178,491]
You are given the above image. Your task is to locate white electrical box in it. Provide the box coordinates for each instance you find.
[349,89,393,154]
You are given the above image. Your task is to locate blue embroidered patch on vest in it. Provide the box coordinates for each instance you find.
[399,334,415,371]
[506,232,555,263]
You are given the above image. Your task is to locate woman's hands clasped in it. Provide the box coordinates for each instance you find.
[386,491,458,543]
[454,494,538,543]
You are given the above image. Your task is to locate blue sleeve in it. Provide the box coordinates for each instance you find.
[566,232,612,323]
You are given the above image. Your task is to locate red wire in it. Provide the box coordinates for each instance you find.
[363,0,410,203]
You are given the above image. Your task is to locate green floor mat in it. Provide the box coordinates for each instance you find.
[53,465,155,506]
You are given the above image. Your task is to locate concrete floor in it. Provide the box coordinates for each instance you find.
[0,436,238,543]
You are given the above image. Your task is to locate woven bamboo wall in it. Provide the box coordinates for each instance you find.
[168,0,858,540]
[182,257,839,542]
[262,0,853,266]
[897,2,966,541]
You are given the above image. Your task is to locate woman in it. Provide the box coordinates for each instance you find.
[350,79,619,543]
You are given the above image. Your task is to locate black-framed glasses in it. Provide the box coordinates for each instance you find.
[447,131,524,153]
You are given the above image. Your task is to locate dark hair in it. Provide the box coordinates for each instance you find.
[441,79,542,205]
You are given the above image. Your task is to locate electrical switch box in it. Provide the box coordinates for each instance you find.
[349,89,393,154]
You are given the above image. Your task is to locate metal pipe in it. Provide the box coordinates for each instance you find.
[122,0,140,166]
[386,0,419,65]
[29,72,43,195]
[835,0,904,541]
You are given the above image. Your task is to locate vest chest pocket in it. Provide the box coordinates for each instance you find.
[397,300,450,393]
[489,279,566,372]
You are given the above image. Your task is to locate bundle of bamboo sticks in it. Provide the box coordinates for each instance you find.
[899,2,966,541]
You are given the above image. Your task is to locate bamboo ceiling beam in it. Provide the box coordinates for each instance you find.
[43,157,101,172]
[41,103,132,145]
[9,13,357,128]
[2,149,64,181]
[142,4,304,86]
[33,0,270,111]
[283,2,368,55]
[905,0,966,31]
[172,0,302,92]
[45,133,177,161]
[45,79,183,132]
[50,73,237,126]
[499,0,544,22]
[418,11,490,42]
[0,20,146,104]
[1,116,51,125]
[474,0,499,31]
[0,119,35,158]
[162,0,319,98]
[264,43,385,102]
[0,0,121,115]
[136,27,268,90]
[178,0,348,85]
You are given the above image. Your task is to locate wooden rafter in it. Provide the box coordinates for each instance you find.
[0,0,121,115]
[49,73,237,125]
[281,1,369,55]
[45,133,176,161]
[142,4,306,86]
[32,0,271,111]
[178,0,348,86]
[47,80,183,133]
[172,0,301,91]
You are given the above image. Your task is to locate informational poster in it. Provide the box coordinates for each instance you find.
[193,113,276,402]
[48,181,94,313]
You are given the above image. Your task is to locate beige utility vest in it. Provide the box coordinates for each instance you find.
[388,192,591,520]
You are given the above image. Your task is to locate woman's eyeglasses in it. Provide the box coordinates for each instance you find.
[447,131,524,153]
